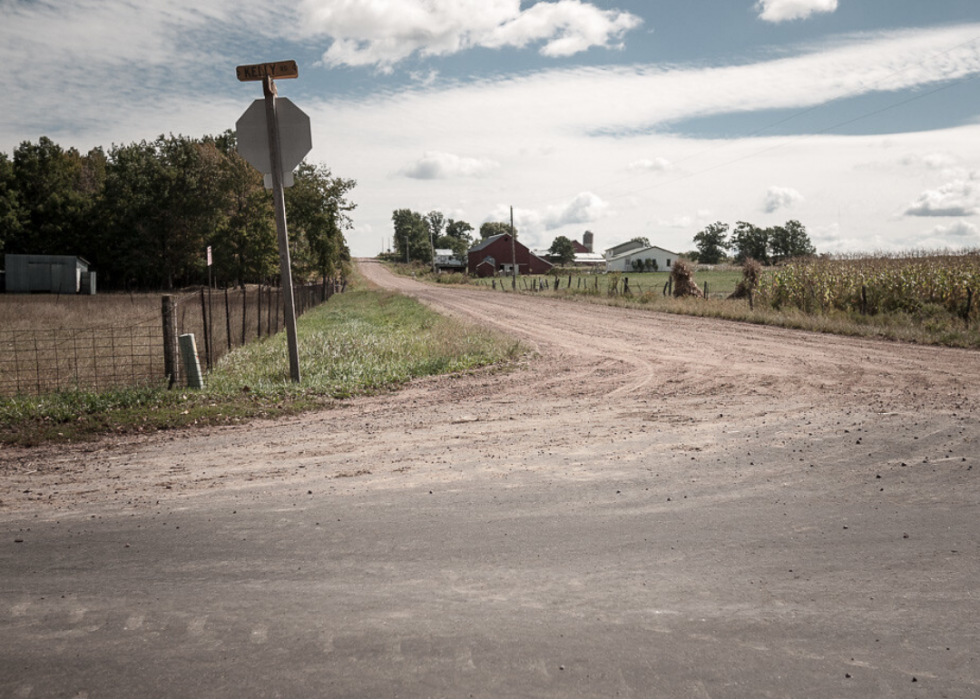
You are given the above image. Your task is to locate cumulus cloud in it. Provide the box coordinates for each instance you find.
[490,191,609,243]
[542,191,610,229]
[398,151,500,179]
[755,0,837,23]
[298,0,642,71]
[903,176,980,217]
[763,186,805,213]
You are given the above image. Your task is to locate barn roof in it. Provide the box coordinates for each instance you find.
[468,234,510,254]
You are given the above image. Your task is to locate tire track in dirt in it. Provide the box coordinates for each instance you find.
[359,259,980,409]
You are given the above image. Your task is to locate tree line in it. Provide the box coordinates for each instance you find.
[0,134,355,290]
[692,220,816,265]
[390,208,520,263]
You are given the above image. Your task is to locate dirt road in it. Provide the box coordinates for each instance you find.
[2,259,978,698]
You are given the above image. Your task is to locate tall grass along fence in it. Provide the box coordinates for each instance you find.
[0,280,343,397]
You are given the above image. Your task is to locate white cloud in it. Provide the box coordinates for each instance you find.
[398,151,500,179]
[487,191,609,245]
[628,157,672,172]
[755,0,837,23]
[542,191,609,229]
[898,152,959,171]
[903,176,980,217]
[656,210,712,229]
[299,0,642,72]
[763,186,805,213]
[929,221,980,240]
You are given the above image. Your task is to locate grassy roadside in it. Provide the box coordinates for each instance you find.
[389,261,980,350]
[0,286,523,447]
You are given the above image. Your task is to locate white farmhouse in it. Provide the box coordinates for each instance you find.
[605,245,678,273]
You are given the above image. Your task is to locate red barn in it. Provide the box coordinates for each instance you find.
[468,234,554,277]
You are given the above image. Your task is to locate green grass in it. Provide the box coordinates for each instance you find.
[0,287,523,446]
[468,266,980,349]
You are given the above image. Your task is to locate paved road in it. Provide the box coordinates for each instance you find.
[2,261,979,698]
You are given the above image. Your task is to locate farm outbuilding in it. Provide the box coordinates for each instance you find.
[4,254,96,294]
[468,234,554,276]
[433,248,465,273]
[605,246,677,273]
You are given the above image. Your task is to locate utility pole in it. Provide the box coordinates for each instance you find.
[510,206,517,290]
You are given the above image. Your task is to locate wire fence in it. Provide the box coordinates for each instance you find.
[0,280,343,397]
[0,322,164,396]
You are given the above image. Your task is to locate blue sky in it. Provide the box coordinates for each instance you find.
[2,0,980,256]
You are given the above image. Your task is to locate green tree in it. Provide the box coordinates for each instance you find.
[0,153,22,253]
[768,219,816,262]
[630,236,651,247]
[426,211,445,245]
[286,162,356,283]
[480,221,514,239]
[730,221,770,265]
[549,235,576,266]
[100,135,220,289]
[693,221,729,264]
[7,137,98,256]
[392,209,431,262]
[444,218,474,257]
[209,134,277,286]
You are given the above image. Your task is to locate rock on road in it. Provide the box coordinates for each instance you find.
[1,259,978,698]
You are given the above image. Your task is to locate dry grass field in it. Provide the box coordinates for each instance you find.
[0,292,162,331]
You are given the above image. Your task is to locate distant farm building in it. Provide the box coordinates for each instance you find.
[433,249,465,273]
[603,240,647,259]
[468,234,554,277]
[3,254,96,294]
[605,246,678,273]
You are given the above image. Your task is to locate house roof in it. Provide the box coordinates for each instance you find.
[606,245,678,263]
[604,240,646,257]
[434,249,454,256]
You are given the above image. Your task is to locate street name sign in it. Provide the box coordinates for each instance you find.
[236,61,298,82]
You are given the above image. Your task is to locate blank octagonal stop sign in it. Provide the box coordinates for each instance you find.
[236,98,312,187]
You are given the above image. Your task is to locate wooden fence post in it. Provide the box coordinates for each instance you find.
[162,295,178,388]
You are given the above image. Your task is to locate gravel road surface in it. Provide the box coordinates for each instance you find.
[2,259,978,698]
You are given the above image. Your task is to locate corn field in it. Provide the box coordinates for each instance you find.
[757,253,980,320]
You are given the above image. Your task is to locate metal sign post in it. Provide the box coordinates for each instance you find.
[236,61,308,383]
[262,75,301,383]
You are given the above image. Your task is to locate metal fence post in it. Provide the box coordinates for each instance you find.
[162,295,179,388]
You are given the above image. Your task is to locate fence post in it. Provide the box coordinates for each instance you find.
[241,286,247,345]
[224,287,232,351]
[162,295,178,388]
[199,288,211,371]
